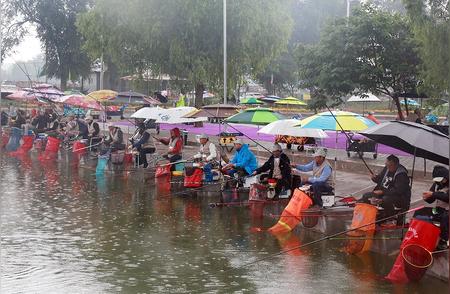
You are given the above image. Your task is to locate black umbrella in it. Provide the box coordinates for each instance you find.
[360,121,449,165]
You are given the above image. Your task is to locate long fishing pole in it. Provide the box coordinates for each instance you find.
[324,104,374,175]
[229,205,424,271]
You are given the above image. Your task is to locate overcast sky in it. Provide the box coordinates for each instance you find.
[2,27,42,69]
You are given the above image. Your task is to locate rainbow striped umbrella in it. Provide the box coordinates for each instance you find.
[297,111,376,131]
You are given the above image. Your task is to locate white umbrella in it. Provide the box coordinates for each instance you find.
[347,93,381,116]
[258,119,328,138]
[347,93,381,102]
[130,106,207,124]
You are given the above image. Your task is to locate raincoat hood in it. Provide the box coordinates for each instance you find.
[171,127,181,138]
[231,144,258,174]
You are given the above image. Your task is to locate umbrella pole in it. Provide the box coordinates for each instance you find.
[411,147,417,188]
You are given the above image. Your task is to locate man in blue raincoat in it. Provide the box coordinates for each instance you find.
[222,139,257,177]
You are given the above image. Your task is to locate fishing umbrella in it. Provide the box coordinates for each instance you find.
[88,90,118,101]
[225,107,286,125]
[6,91,40,102]
[260,96,281,104]
[274,96,307,106]
[240,97,264,105]
[258,119,328,138]
[130,106,206,124]
[115,91,161,105]
[400,99,420,107]
[54,94,102,110]
[296,111,376,131]
[183,104,240,120]
[347,93,381,115]
[360,121,449,165]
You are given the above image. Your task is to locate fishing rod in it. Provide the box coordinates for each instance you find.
[229,205,425,271]
[324,104,374,176]
[155,173,252,199]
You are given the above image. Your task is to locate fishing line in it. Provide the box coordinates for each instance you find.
[324,104,374,175]
[228,205,424,272]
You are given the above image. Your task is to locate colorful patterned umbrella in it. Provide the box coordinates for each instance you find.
[225,107,286,125]
[275,96,307,106]
[6,87,64,102]
[241,97,264,105]
[55,94,102,110]
[88,90,118,101]
[297,111,376,131]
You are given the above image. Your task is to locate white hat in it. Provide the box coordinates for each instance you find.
[85,116,93,121]
[107,122,115,128]
[272,143,282,152]
[199,133,209,139]
[313,147,327,157]
[233,138,243,145]
[368,111,375,115]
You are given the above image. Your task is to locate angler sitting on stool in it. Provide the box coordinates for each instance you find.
[414,165,448,250]
[359,155,411,222]
[292,147,334,207]
[131,119,156,168]
[252,143,291,199]
[221,139,257,178]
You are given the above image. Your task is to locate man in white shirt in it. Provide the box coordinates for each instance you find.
[194,134,219,167]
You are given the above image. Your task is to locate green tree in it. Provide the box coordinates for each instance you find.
[296,5,422,119]
[0,0,27,61]
[78,0,293,106]
[403,0,450,95]
[11,0,91,90]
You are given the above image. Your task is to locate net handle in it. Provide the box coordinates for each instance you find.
[401,244,434,269]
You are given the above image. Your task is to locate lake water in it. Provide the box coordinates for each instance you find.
[0,153,447,293]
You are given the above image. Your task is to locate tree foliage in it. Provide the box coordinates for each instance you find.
[0,0,27,61]
[10,0,92,89]
[77,0,293,106]
[296,5,422,118]
[403,0,450,95]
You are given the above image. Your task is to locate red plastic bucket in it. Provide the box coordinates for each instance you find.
[72,141,86,155]
[45,137,61,153]
[9,135,34,156]
[1,134,9,148]
[386,219,440,283]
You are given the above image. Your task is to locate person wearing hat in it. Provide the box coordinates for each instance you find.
[366,111,380,124]
[194,134,219,166]
[64,114,80,139]
[131,119,156,168]
[103,122,125,151]
[221,138,257,177]
[154,127,183,170]
[84,116,100,150]
[292,147,334,207]
[252,143,291,198]
[359,154,411,221]
[414,165,449,250]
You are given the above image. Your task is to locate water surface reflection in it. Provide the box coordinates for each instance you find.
[0,154,447,293]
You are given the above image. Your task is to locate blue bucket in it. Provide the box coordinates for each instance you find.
[175,162,185,171]
[6,127,22,151]
[96,157,109,174]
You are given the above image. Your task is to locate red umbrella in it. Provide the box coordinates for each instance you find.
[6,91,41,103]
[55,94,102,110]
